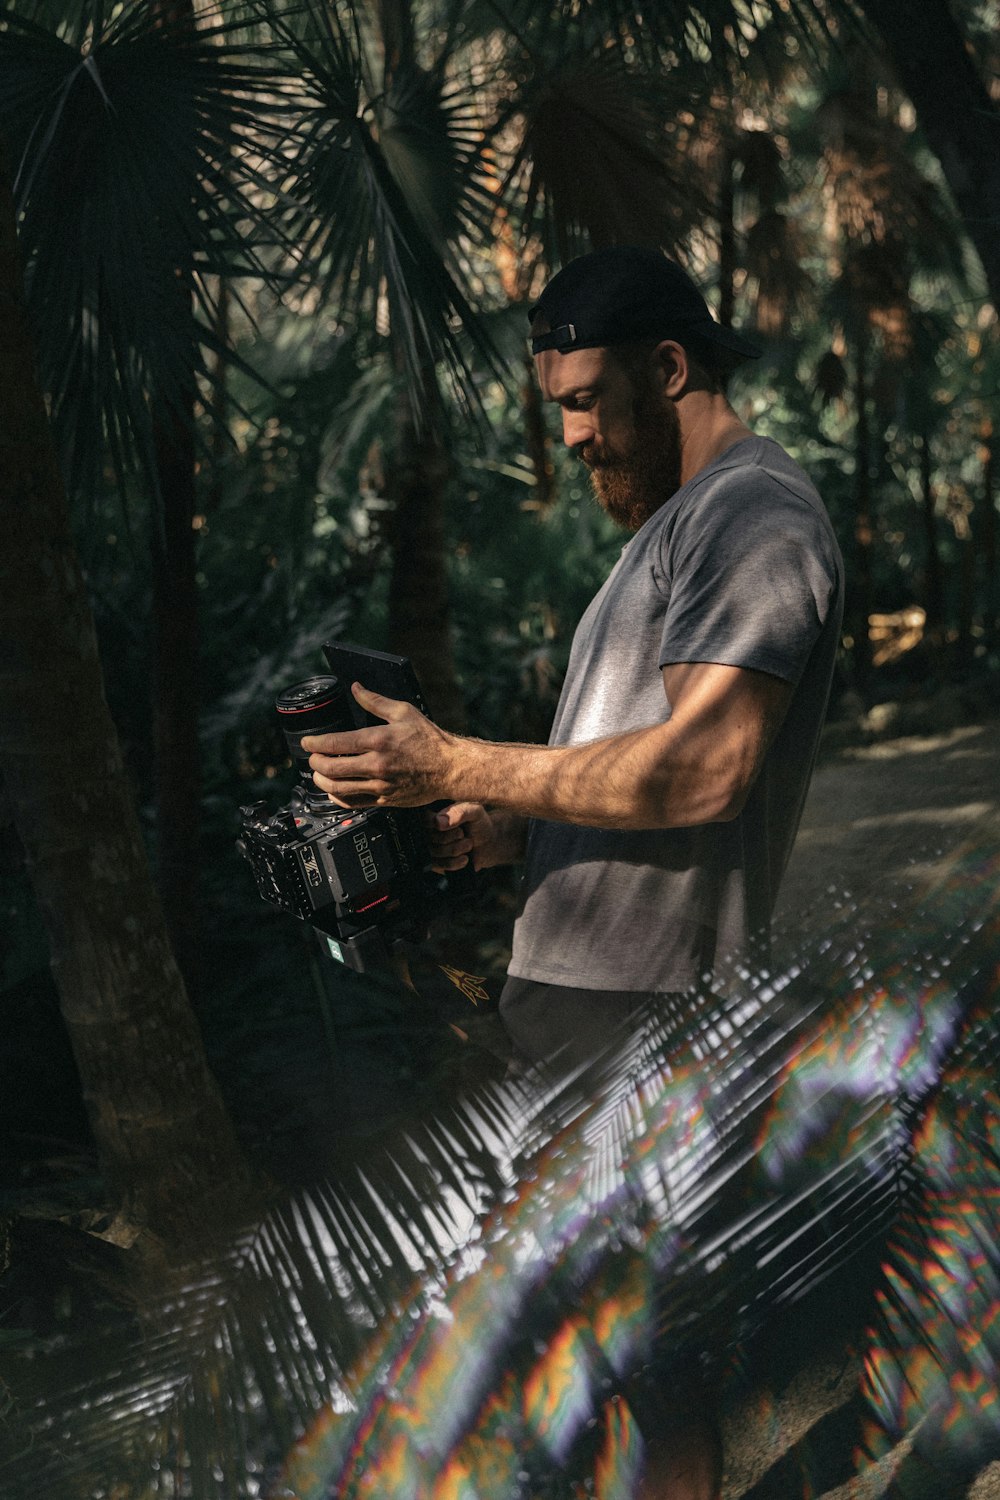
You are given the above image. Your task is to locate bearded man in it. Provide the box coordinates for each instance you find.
[304,245,845,1075]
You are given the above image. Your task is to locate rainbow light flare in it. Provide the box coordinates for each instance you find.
[279,843,1000,1498]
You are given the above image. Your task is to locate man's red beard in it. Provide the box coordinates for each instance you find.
[583,388,682,531]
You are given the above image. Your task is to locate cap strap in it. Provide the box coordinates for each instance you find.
[529,323,578,354]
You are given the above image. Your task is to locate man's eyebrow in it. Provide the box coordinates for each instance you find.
[552,385,598,406]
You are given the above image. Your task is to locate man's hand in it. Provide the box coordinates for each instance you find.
[302,682,458,808]
[429,803,528,873]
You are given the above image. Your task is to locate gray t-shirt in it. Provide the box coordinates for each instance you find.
[507,436,844,993]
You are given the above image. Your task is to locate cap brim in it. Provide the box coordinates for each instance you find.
[699,323,762,360]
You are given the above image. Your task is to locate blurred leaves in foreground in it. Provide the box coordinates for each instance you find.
[2,832,999,1497]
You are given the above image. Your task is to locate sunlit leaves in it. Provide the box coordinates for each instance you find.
[0,1073,512,1499]
[744,207,814,334]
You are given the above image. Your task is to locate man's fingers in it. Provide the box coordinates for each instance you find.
[430,828,473,854]
[308,751,380,781]
[431,852,470,873]
[351,681,411,722]
[312,769,389,802]
[301,727,374,756]
[434,802,483,830]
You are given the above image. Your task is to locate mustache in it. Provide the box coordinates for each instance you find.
[580,442,626,469]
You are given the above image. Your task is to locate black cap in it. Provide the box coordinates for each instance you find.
[529,245,761,361]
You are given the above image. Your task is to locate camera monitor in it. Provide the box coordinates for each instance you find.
[321,640,430,726]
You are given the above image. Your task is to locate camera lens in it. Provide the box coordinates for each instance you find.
[276,676,353,785]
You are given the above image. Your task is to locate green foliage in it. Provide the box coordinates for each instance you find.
[262,0,505,420]
[0,3,279,499]
[4,858,1000,1498]
[446,392,625,742]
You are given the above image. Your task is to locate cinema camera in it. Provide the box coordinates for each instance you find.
[238,643,452,974]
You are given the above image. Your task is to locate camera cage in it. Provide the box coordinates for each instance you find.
[238,640,461,974]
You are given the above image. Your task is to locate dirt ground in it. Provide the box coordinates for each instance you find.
[776,717,1000,942]
[722,715,1000,1500]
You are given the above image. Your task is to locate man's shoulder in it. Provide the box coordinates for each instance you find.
[628,436,841,597]
[674,436,834,544]
[623,437,838,584]
[692,435,820,507]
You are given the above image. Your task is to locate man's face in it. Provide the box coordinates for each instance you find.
[534,345,682,530]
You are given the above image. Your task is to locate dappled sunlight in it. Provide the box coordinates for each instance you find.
[868,606,926,670]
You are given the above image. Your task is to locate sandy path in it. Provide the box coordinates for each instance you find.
[776,719,1000,942]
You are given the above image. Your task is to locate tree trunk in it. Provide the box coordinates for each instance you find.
[919,431,944,640]
[522,354,555,509]
[206,275,231,515]
[717,143,737,331]
[851,337,875,690]
[716,142,738,397]
[385,396,466,730]
[149,0,203,994]
[0,145,256,1249]
[860,0,1000,313]
[982,421,997,648]
[956,522,976,670]
[152,393,203,992]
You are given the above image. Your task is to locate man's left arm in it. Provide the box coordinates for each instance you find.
[303,661,792,831]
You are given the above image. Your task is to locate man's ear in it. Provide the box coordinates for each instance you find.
[653,339,689,398]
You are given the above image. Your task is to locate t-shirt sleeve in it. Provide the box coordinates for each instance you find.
[656,471,839,684]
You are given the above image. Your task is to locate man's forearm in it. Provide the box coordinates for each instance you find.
[443,722,731,830]
[304,667,790,829]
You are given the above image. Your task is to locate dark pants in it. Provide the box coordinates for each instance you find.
[498,974,726,1078]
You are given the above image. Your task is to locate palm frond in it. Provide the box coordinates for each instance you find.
[860,923,1000,1480]
[486,0,860,84]
[0,4,284,501]
[744,208,816,335]
[281,844,1000,1498]
[2,834,999,1498]
[813,80,967,286]
[734,126,788,210]
[0,1083,510,1499]
[499,44,715,270]
[265,0,504,424]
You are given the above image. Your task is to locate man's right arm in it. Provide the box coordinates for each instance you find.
[429,803,528,873]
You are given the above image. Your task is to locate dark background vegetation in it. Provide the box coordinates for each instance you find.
[0,0,998,1495]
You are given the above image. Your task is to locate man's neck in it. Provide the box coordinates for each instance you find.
[677,393,754,488]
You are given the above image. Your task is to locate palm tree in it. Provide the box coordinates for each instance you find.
[0,138,256,1250]
[0,3,284,980]
[258,0,503,729]
[262,0,728,719]
[855,0,1000,314]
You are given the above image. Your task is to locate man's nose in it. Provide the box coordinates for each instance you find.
[562,409,595,449]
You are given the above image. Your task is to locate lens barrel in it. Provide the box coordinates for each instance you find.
[276,676,353,785]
